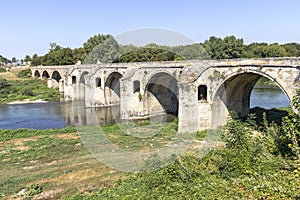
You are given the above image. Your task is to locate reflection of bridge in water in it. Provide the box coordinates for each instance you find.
[60,101,120,126]
[32,58,300,133]
[60,101,172,127]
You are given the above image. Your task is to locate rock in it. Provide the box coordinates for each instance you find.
[17,189,26,196]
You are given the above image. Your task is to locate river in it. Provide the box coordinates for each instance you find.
[0,88,290,130]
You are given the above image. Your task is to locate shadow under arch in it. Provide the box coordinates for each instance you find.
[212,71,292,128]
[144,72,179,117]
[104,72,123,104]
[78,71,89,100]
[51,71,62,82]
[34,70,40,78]
[42,70,50,78]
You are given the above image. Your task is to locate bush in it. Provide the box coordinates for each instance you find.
[0,77,8,89]
[26,184,43,196]
[17,69,31,78]
[20,87,34,96]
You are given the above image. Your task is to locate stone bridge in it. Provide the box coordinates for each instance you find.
[31,58,300,133]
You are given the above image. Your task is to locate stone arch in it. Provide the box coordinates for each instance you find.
[34,70,40,78]
[212,69,292,126]
[78,71,89,100]
[104,71,123,104]
[42,70,50,78]
[144,72,179,117]
[51,71,62,83]
[79,71,89,84]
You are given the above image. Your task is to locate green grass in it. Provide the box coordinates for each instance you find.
[0,120,184,199]
[65,151,300,200]
[0,78,60,103]
[0,126,123,199]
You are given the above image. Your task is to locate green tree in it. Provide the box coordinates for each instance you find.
[203,36,226,59]
[265,44,288,57]
[31,54,42,66]
[41,44,75,66]
[11,57,17,63]
[0,55,11,64]
[24,55,31,62]
[84,36,120,64]
[83,34,113,55]
[171,43,210,60]
[73,47,86,63]
[222,35,245,59]
[282,43,300,57]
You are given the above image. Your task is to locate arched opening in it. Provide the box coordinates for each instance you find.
[133,80,140,93]
[95,78,101,88]
[78,71,89,100]
[104,72,122,104]
[145,72,178,117]
[34,70,40,78]
[212,72,291,127]
[42,71,50,78]
[79,72,89,84]
[52,71,61,82]
[250,77,290,109]
[72,76,76,84]
[198,85,207,101]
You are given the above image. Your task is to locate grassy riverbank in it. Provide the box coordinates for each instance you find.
[65,108,300,200]
[1,108,299,199]
[0,126,123,199]
[0,120,186,199]
[0,68,60,104]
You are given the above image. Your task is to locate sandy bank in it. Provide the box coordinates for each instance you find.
[7,99,48,105]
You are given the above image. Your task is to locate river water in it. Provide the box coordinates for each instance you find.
[0,88,290,130]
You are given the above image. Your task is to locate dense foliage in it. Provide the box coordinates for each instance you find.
[26,34,300,66]
[17,69,32,78]
[0,55,11,65]
[0,78,60,103]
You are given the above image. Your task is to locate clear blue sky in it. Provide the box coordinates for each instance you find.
[1,0,300,59]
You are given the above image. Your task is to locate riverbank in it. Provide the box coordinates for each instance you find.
[0,78,60,104]
[0,127,124,199]
[1,109,299,199]
[7,99,48,104]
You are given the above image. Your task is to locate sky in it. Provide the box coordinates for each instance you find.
[1,0,300,59]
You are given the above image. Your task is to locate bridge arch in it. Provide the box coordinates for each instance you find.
[42,70,50,78]
[78,71,89,100]
[212,69,291,125]
[34,70,40,78]
[51,71,62,82]
[104,71,123,104]
[79,71,89,84]
[144,72,179,117]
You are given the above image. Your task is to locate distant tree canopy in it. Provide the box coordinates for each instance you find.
[28,34,300,66]
[204,35,245,59]
[0,55,11,65]
[84,36,120,64]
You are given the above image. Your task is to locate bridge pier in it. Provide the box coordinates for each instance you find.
[178,83,200,133]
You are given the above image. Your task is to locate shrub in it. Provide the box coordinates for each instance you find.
[17,69,31,78]
[0,77,8,89]
[26,184,43,196]
[20,87,34,96]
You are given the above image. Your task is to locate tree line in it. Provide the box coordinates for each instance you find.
[2,34,300,66]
